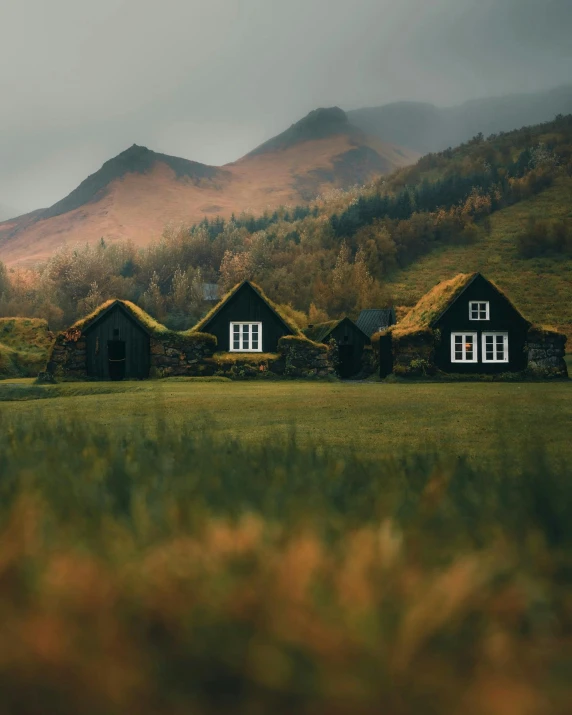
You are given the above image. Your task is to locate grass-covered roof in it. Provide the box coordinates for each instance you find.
[68,299,170,336]
[389,272,530,338]
[303,320,341,343]
[391,273,476,336]
[192,281,301,335]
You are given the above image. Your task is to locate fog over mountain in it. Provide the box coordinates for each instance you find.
[1,0,571,215]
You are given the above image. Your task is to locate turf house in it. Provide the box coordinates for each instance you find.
[50,286,336,380]
[193,280,297,352]
[377,273,568,379]
[304,318,371,378]
[49,300,217,380]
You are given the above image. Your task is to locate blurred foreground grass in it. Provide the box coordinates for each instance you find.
[0,414,571,714]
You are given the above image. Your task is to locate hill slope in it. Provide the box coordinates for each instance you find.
[349,85,572,155]
[384,177,572,337]
[0,109,417,268]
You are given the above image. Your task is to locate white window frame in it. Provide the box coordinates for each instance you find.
[229,322,262,352]
[451,332,478,363]
[469,301,490,321]
[481,332,509,363]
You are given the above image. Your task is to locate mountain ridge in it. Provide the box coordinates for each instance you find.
[0,108,417,266]
[348,84,572,154]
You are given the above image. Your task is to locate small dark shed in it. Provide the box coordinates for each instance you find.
[193,280,297,353]
[356,308,396,337]
[304,317,370,378]
[83,301,151,380]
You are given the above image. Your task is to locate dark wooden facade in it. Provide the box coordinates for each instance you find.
[326,318,370,378]
[85,303,150,380]
[199,282,295,352]
[304,317,370,378]
[379,333,393,378]
[433,273,530,374]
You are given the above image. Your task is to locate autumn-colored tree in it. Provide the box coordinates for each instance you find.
[141,271,166,322]
[219,251,253,292]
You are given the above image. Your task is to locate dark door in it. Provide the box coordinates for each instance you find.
[379,333,393,378]
[338,344,354,378]
[108,340,126,381]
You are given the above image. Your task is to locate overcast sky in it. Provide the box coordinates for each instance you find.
[1,0,571,216]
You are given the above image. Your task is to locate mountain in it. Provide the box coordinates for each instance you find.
[348,85,572,155]
[0,108,417,267]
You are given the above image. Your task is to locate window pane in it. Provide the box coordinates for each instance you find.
[252,340,259,350]
[455,335,463,345]
[233,324,240,335]
[252,324,258,334]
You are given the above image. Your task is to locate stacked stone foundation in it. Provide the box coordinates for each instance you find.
[49,331,336,381]
[526,328,568,378]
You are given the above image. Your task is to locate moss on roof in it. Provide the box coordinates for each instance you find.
[389,272,530,339]
[211,352,280,364]
[192,281,301,335]
[528,324,567,340]
[390,273,476,337]
[68,299,170,336]
[278,334,328,350]
[303,320,340,343]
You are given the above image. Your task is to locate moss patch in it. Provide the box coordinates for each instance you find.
[392,273,475,337]
[211,352,280,365]
[0,318,54,377]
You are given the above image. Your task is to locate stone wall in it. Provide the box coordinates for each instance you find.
[49,329,217,379]
[49,329,336,380]
[390,329,437,377]
[526,328,568,378]
[49,328,87,378]
[149,333,217,377]
[278,335,336,378]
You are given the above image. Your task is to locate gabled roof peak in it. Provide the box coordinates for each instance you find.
[192,280,300,335]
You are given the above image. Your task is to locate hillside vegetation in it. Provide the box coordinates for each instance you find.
[386,177,572,336]
[0,318,54,377]
[0,109,416,267]
[0,114,570,336]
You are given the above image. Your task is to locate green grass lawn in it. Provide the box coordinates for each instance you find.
[2,378,570,462]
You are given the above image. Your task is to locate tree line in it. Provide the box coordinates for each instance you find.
[0,115,570,332]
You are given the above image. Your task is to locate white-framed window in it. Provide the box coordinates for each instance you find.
[230,322,262,352]
[451,333,478,363]
[469,301,489,320]
[482,332,509,363]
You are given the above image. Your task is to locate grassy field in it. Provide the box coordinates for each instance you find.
[386,177,572,337]
[0,388,571,714]
[1,378,571,462]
